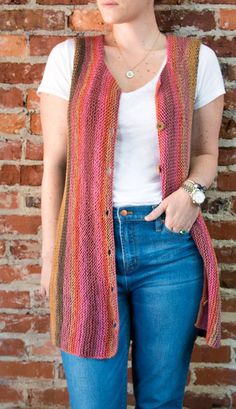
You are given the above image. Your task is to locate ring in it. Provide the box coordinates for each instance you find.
[179,229,189,234]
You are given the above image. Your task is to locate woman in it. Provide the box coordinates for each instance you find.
[37,0,226,407]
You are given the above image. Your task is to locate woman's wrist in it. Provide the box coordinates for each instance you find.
[181,179,207,207]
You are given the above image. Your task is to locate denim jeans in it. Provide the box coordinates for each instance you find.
[61,203,204,409]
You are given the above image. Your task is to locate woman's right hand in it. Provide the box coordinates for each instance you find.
[39,262,52,299]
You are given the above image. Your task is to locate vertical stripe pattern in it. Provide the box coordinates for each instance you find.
[49,33,221,358]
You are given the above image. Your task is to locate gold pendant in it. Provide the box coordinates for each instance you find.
[126,70,135,78]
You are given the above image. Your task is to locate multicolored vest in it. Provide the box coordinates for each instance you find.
[49,33,221,358]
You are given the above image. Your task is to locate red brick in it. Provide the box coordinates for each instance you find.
[0,35,27,56]
[0,361,54,379]
[223,63,236,81]
[222,297,236,313]
[194,367,236,386]
[222,322,236,340]
[232,196,236,213]
[225,89,236,110]
[70,8,109,31]
[0,263,41,283]
[221,116,236,139]
[184,390,230,409]
[26,89,40,110]
[0,88,23,108]
[0,384,23,403]
[218,147,236,165]
[0,313,49,333]
[0,140,22,160]
[196,0,236,3]
[0,290,30,309]
[20,165,43,186]
[201,196,229,214]
[0,215,41,235]
[220,269,236,289]
[37,0,93,3]
[156,10,216,31]
[0,191,19,209]
[0,10,65,30]
[206,220,236,240]
[31,113,42,135]
[29,35,72,56]
[0,338,25,356]
[232,391,236,407]
[218,9,236,30]
[0,240,6,257]
[215,246,236,263]
[0,63,44,84]
[217,172,236,191]
[192,344,231,363]
[10,240,40,259]
[31,339,59,356]
[0,0,28,3]
[0,264,24,283]
[28,387,69,406]
[25,141,43,161]
[201,35,236,57]
[0,164,20,185]
[0,113,25,134]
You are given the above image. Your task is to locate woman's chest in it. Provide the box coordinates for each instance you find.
[103,46,167,93]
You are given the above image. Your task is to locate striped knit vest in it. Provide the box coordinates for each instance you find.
[49,33,222,358]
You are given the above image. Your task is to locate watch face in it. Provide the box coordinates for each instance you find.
[192,190,205,203]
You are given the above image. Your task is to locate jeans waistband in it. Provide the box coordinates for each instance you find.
[112,203,162,221]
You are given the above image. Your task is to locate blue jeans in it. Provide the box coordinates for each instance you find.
[61,204,204,409]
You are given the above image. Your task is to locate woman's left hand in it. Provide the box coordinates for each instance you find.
[144,187,201,233]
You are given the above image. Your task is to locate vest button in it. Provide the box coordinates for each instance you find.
[106,167,112,176]
[156,165,162,173]
[120,209,128,216]
[157,120,165,130]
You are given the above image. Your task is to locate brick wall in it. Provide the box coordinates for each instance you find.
[0,0,235,408]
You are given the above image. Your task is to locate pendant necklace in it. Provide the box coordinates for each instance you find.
[111,30,162,79]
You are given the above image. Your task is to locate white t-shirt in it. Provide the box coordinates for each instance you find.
[37,38,226,206]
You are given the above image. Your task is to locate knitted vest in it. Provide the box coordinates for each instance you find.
[49,33,221,358]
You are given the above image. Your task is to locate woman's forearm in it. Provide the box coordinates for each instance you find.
[186,153,218,189]
[41,164,66,263]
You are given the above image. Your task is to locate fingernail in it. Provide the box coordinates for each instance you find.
[144,215,150,221]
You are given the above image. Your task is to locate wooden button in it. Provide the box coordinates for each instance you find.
[120,209,128,216]
[106,167,112,176]
[156,165,162,174]
[156,120,165,130]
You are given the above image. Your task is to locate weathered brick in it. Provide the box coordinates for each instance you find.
[0,88,23,108]
[0,35,27,56]
[0,361,54,379]
[0,10,65,31]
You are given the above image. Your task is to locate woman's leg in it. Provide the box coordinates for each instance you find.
[60,212,131,409]
[129,210,204,409]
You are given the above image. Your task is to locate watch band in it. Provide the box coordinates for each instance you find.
[184,179,207,192]
[181,181,205,207]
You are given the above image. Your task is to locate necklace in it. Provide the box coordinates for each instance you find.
[111,30,162,79]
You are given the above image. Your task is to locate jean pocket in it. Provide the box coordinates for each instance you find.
[160,214,192,236]
[154,217,164,232]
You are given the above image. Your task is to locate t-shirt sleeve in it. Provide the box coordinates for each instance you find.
[36,38,75,101]
[194,43,226,110]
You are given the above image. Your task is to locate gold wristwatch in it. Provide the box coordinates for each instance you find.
[181,179,207,207]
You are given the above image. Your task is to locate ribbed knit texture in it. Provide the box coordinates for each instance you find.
[49,33,221,358]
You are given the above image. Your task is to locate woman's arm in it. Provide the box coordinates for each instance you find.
[144,94,225,231]
[39,93,68,297]
[187,93,225,188]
